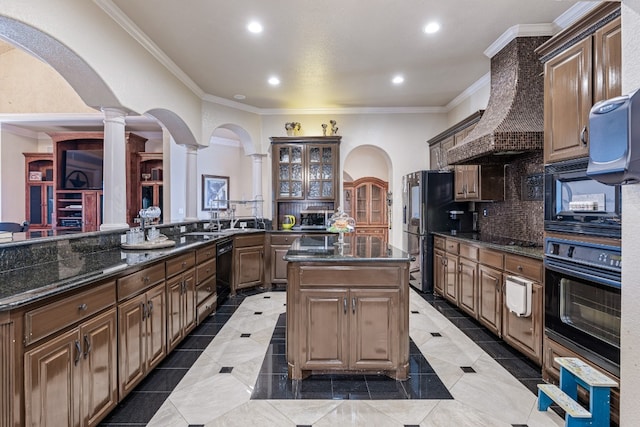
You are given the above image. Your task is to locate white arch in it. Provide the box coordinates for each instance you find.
[211,123,256,155]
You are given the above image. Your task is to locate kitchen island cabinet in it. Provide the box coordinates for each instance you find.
[284,234,411,380]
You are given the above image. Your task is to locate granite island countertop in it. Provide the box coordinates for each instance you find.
[284,234,411,262]
[432,232,544,260]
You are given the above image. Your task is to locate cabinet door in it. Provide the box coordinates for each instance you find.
[593,17,622,104]
[463,166,479,199]
[355,184,368,224]
[478,264,502,336]
[454,167,466,199]
[82,191,101,232]
[183,271,197,335]
[117,294,146,397]
[444,255,458,303]
[234,245,264,290]
[369,183,386,225]
[299,289,349,370]
[276,145,304,199]
[429,143,441,170]
[24,328,81,427]
[80,309,117,427]
[167,276,184,350]
[433,250,445,296]
[350,289,399,370]
[543,37,592,163]
[271,245,290,283]
[146,284,167,370]
[307,144,335,200]
[343,185,353,217]
[457,258,478,317]
[441,136,455,169]
[502,282,543,363]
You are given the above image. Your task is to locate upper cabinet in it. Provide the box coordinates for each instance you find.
[345,177,389,241]
[23,153,54,230]
[427,110,483,171]
[136,152,164,224]
[537,3,621,164]
[454,164,504,202]
[270,136,341,229]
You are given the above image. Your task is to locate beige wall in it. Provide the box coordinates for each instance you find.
[0,127,39,222]
[620,2,640,423]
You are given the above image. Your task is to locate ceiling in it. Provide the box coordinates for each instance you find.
[103,0,588,112]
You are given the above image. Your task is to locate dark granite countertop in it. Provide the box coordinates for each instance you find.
[284,235,411,262]
[0,230,260,311]
[432,232,544,260]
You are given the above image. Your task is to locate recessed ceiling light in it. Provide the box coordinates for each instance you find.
[268,76,280,86]
[392,75,404,85]
[234,94,246,100]
[423,22,440,34]
[247,21,263,34]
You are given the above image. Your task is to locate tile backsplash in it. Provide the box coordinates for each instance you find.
[476,151,544,245]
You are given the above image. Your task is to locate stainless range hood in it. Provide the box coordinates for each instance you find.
[447,36,549,165]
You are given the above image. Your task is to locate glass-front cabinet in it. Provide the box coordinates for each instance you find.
[270,136,341,230]
[23,153,54,230]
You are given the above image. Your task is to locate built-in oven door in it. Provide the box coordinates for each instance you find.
[545,261,621,376]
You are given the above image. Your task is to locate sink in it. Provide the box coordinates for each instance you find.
[185,231,227,238]
[220,228,262,233]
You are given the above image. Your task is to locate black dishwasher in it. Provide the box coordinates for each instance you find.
[216,237,233,304]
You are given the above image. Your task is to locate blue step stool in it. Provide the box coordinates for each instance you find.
[538,357,618,427]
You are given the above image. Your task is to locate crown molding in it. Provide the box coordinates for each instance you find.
[554,1,604,30]
[258,106,445,116]
[484,23,556,58]
[94,0,204,98]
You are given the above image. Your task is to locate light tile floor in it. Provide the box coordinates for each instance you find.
[100,289,564,426]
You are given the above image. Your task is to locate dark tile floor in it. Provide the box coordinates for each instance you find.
[99,288,545,426]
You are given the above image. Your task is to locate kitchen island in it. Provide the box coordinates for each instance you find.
[284,234,411,380]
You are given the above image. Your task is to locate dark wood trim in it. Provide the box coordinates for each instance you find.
[427,110,484,146]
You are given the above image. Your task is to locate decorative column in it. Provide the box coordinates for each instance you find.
[100,107,129,231]
[251,153,267,218]
[184,144,199,221]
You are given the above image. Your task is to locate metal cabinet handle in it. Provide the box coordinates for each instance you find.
[83,334,91,358]
[148,300,153,315]
[78,303,88,311]
[352,297,356,314]
[343,298,347,314]
[517,265,523,271]
[580,126,588,145]
[74,340,82,366]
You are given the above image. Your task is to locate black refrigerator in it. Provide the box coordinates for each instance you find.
[402,170,472,292]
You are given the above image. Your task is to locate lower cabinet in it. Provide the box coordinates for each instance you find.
[118,283,166,398]
[444,254,458,303]
[477,264,503,336]
[166,271,196,351]
[457,256,478,317]
[232,234,264,293]
[502,280,543,363]
[298,288,399,371]
[24,308,117,427]
[269,233,301,285]
[433,249,446,295]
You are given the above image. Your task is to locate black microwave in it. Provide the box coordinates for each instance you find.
[545,157,621,238]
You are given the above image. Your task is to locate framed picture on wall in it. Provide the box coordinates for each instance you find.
[202,175,229,210]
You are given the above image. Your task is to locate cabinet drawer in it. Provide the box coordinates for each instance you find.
[479,249,504,270]
[235,233,265,248]
[459,243,478,260]
[196,243,216,264]
[445,240,459,254]
[271,233,302,245]
[434,236,446,250]
[299,265,403,287]
[117,262,165,301]
[196,258,216,284]
[25,281,116,346]
[504,254,542,282]
[166,252,196,278]
[196,275,216,305]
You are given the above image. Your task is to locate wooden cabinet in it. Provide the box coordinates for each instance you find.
[537,3,621,164]
[287,262,409,380]
[502,280,543,363]
[136,152,164,224]
[166,252,196,351]
[24,299,117,427]
[427,111,483,170]
[457,243,479,317]
[433,248,446,295]
[270,136,340,229]
[454,164,504,201]
[478,264,503,336]
[195,243,217,323]
[298,288,400,372]
[232,233,264,293]
[268,233,302,285]
[350,177,388,242]
[23,153,54,230]
[117,272,166,398]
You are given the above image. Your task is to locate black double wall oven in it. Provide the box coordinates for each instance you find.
[544,157,622,377]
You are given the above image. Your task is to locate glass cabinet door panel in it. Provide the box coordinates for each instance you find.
[46,185,54,225]
[356,185,368,223]
[280,182,290,196]
[322,147,332,162]
[292,164,303,181]
[309,147,320,162]
[29,185,43,225]
[322,164,332,179]
[292,181,303,197]
[309,164,320,179]
[309,182,320,198]
[370,185,384,224]
[291,147,302,163]
[279,165,289,180]
[322,182,333,198]
[279,147,290,163]
[142,185,154,209]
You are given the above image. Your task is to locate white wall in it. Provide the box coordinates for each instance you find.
[344,145,390,182]
[446,78,490,126]
[620,2,640,423]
